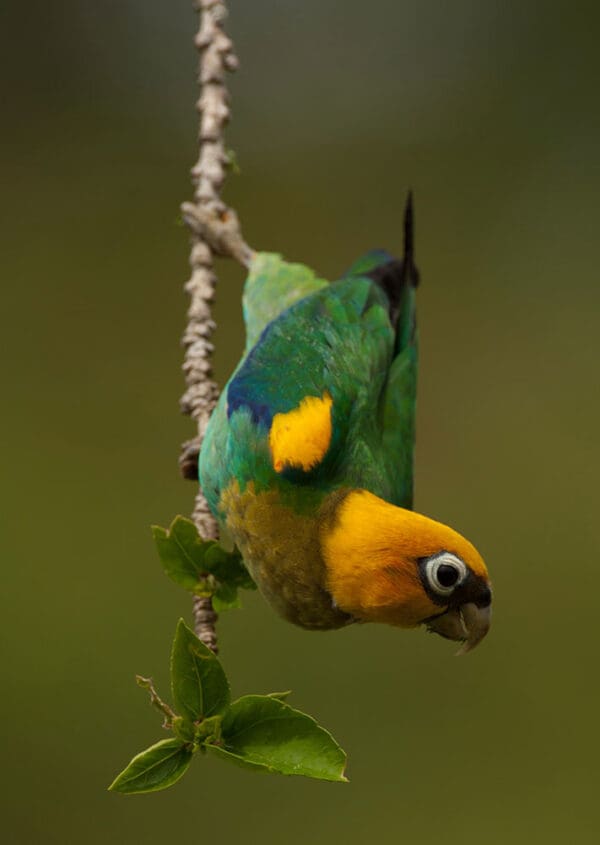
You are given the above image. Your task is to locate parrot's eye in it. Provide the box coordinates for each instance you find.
[425,552,467,596]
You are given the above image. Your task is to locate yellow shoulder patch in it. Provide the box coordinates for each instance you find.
[269,392,333,473]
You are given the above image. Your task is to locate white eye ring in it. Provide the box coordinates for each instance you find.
[425,552,467,596]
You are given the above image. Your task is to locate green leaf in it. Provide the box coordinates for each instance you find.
[235,567,257,591]
[170,619,230,722]
[212,582,241,612]
[152,517,209,591]
[207,695,347,782]
[207,744,271,774]
[153,517,255,599]
[204,543,256,589]
[203,544,233,576]
[193,714,222,746]
[172,716,195,743]
[109,739,193,794]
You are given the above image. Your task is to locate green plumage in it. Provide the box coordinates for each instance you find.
[199,239,418,628]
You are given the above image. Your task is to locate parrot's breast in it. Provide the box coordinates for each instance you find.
[219,479,351,630]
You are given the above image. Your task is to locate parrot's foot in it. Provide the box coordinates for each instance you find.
[179,437,201,480]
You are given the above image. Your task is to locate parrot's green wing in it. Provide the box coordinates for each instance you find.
[242,253,328,352]
[202,264,416,510]
[224,271,395,492]
[200,253,327,512]
[201,198,419,515]
[342,246,418,509]
[381,340,417,508]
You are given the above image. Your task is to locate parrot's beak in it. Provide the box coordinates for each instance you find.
[425,602,491,655]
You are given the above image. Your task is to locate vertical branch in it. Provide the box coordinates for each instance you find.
[179,1,252,653]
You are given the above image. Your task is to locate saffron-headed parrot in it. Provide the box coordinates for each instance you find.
[200,197,492,653]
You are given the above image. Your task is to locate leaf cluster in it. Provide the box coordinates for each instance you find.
[152,516,256,612]
[109,621,347,793]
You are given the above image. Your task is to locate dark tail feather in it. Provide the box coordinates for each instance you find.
[366,191,420,330]
[402,191,420,289]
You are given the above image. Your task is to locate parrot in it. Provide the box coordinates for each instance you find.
[199,196,492,653]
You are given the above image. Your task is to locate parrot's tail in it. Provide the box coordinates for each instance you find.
[365,192,419,335]
[402,191,420,289]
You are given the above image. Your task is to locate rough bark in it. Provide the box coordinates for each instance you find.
[180,0,252,652]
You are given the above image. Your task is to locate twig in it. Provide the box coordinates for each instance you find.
[180,0,252,653]
[136,676,176,730]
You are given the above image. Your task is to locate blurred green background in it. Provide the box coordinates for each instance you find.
[2,0,599,842]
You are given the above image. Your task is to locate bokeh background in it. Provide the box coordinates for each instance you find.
[3,1,600,842]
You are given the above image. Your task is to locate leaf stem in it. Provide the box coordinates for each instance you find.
[136,676,177,730]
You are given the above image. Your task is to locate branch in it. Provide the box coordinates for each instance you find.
[136,675,177,730]
[180,0,252,652]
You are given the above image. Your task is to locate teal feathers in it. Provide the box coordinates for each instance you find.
[196,208,492,647]
[200,242,418,518]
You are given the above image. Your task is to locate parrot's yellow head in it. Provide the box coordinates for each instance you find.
[321,490,492,653]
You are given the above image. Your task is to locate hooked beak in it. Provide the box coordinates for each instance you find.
[425,602,491,655]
